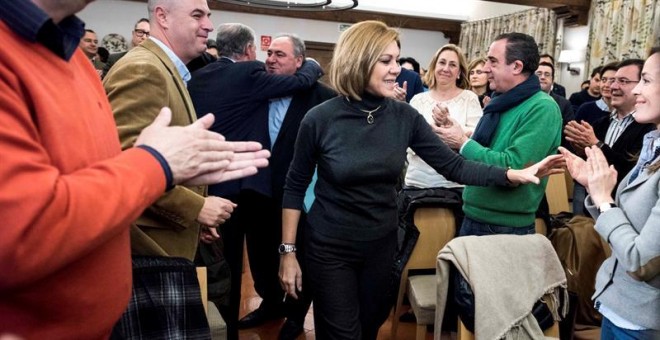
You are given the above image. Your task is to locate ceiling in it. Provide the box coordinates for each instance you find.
[354,0,533,21]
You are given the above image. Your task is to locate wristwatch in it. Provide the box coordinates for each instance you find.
[598,202,616,213]
[595,140,605,149]
[278,243,297,255]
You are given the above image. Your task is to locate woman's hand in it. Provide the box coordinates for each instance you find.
[506,154,565,185]
[558,146,589,188]
[431,102,450,127]
[279,254,302,300]
[584,146,617,206]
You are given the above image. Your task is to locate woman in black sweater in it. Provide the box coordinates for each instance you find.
[278,20,563,340]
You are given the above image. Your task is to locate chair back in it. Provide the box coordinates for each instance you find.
[407,208,456,270]
[546,173,570,214]
[391,207,455,339]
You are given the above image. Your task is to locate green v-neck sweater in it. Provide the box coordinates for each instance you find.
[461,91,562,227]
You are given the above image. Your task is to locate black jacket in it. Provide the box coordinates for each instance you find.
[188,57,323,197]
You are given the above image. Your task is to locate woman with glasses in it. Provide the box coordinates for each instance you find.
[559,46,660,339]
[467,57,492,107]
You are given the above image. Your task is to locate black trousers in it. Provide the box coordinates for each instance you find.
[306,227,397,340]
[219,191,312,339]
[217,191,268,340]
[244,194,312,323]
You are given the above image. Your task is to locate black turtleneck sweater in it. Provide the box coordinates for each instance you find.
[282,93,508,241]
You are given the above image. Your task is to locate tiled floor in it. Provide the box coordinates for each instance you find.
[238,263,430,340]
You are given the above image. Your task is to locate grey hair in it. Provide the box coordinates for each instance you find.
[274,33,306,58]
[216,23,255,59]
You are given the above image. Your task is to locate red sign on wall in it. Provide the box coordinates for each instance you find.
[260,35,272,51]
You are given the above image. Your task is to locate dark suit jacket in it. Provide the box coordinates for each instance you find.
[396,68,425,103]
[271,83,336,201]
[551,83,566,98]
[550,92,575,149]
[188,57,323,197]
[593,114,655,185]
[102,50,127,78]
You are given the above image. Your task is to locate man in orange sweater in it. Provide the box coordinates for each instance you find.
[0,0,269,338]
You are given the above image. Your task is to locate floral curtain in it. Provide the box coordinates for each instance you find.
[459,8,557,63]
[586,0,660,72]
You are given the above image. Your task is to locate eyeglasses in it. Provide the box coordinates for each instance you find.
[602,77,639,85]
[469,70,484,75]
[134,29,150,37]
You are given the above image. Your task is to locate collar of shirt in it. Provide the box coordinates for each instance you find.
[220,56,236,63]
[149,36,191,86]
[640,130,660,166]
[610,109,635,123]
[0,0,84,60]
[595,98,609,111]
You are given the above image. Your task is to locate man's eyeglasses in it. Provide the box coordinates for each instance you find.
[602,77,639,85]
[134,29,150,37]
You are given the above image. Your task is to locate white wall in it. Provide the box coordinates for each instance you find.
[77,0,449,67]
[557,26,590,97]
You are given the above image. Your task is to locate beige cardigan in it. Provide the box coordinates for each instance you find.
[434,234,567,340]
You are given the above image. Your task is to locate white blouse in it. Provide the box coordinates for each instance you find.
[405,90,483,189]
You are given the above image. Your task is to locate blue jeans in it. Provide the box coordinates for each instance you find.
[572,181,587,216]
[601,317,659,340]
[459,216,535,236]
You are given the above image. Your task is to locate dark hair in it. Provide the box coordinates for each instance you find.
[539,53,554,64]
[600,61,619,77]
[651,46,660,56]
[495,32,539,76]
[617,59,645,79]
[135,18,149,28]
[97,46,109,63]
[581,80,590,86]
[537,61,555,79]
[399,57,420,74]
[590,66,602,78]
[206,39,217,49]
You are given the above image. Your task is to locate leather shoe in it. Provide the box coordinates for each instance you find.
[238,306,283,329]
[278,319,304,340]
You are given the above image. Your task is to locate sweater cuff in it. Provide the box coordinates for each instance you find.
[136,145,174,191]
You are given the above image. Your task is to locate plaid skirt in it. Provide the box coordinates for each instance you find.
[111,256,211,340]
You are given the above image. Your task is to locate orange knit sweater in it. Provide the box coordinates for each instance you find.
[0,22,166,339]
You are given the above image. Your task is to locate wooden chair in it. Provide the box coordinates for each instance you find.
[546,173,570,214]
[391,207,455,340]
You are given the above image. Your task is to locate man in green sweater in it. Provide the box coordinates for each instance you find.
[437,32,562,236]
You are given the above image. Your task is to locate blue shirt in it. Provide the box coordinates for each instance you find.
[150,37,191,86]
[628,130,660,184]
[0,0,84,60]
[268,96,292,147]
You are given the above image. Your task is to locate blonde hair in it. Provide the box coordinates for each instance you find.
[423,44,469,90]
[329,21,400,101]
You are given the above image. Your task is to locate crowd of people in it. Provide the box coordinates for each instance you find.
[0,0,658,339]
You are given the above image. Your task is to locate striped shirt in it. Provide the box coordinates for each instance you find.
[604,110,636,146]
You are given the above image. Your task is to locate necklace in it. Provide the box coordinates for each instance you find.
[359,106,381,124]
